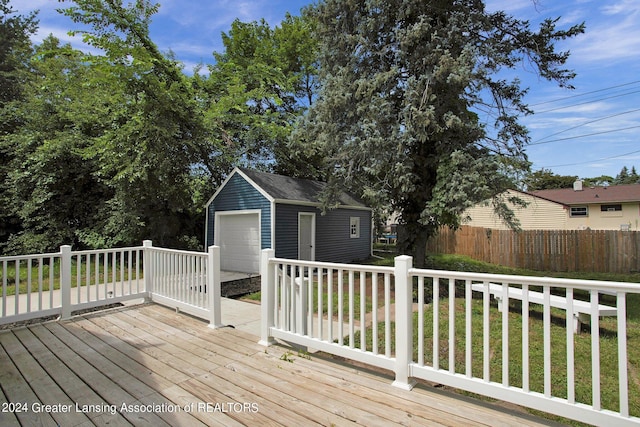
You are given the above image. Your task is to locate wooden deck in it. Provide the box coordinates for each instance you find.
[0,303,559,426]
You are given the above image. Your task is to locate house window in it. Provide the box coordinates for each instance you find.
[350,217,360,238]
[570,206,588,217]
[600,204,622,212]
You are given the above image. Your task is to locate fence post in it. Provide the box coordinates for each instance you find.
[207,245,222,328]
[60,245,72,320]
[143,240,153,301]
[392,255,416,390]
[259,248,276,346]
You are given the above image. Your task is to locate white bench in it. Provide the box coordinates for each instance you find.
[471,283,617,333]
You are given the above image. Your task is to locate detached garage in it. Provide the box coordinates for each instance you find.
[205,167,372,273]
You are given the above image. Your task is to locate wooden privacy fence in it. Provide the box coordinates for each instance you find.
[426,226,640,273]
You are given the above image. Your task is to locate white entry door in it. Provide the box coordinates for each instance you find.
[298,212,315,261]
[216,212,260,273]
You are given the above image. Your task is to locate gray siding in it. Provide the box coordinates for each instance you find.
[206,173,271,249]
[275,204,371,262]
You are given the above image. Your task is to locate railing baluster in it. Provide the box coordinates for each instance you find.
[327,268,333,343]
[502,282,509,387]
[566,287,575,403]
[86,254,91,302]
[49,256,54,309]
[360,270,366,351]
[26,259,32,313]
[433,276,439,370]
[372,272,378,355]
[307,265,313,337]
[590,289,601,411]
[483,280,490,382]
[2,260,6,317]
[39,258,44,309]
[522,283,530,392]
[617,291,629,417]
[15,260,20,315]
[448,278,455,374]
[317,267,323,340]
[543,286,551,398]
[418,276,424,366]
[384,272,391,358]
[465,279,472,378]
[348,270,355,348]
[103,252,108,300]
[338,269,344,346]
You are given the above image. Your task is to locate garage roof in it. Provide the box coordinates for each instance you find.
[238,167,368,208]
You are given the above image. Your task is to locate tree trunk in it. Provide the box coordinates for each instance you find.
[396,223,432,268]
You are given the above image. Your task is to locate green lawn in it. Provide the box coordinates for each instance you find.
[1,257,141,296]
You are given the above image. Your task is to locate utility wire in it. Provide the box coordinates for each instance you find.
[529,125,640,145]
[534,89,640,114]
[541,149,640,168]
[530,108,640,145]
[530,80,640,107]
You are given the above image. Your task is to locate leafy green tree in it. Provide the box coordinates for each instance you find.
[524,169,578,190]
[0,0,38,248]
[59,0,207,248]
[300,0,584,265]
[3,37,114,253]
[192,15,319,183]
[583,175,614,187]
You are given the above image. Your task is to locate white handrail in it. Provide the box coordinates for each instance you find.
[0,241,222,329]
[260,250,640,426]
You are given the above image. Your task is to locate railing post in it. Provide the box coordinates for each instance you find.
[259,248,276,346]
[207,245,222,328]
[393,255,416,390]
[60,245,72,320]
[143,240,153,301]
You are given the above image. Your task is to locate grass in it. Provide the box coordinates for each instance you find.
[1,258,141,296]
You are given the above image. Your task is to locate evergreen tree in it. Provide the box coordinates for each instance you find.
[299,0,584,265]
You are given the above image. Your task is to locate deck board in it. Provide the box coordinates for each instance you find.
[0,303,559,426]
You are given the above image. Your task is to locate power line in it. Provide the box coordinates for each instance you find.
[534,89,640,114]
[530,80,640,107]
[530,108,640,145]
[541,149,640,168]
[528,125,640,145]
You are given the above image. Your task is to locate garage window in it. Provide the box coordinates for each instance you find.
[350,217,360,238]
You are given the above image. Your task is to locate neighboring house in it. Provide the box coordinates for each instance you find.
[464,181,640,231]
[205,167,372,273]
[463,189,568,230]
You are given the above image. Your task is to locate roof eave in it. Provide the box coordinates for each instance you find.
[274,198,372,211]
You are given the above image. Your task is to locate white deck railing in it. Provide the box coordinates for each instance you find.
[0,241,221,328]
[144,242,221,327]
[259,249,640,427]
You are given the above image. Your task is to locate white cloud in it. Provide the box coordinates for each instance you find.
[567,1,640,63]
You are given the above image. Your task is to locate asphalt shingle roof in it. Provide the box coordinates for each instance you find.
[238,167,367,208]
[531,183,640,205]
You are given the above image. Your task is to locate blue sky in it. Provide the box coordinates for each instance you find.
[12,0,640,180]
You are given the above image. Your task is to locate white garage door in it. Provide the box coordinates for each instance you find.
[216,213,260,273]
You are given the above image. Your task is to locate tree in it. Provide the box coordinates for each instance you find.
[3,36,114,253]
[524,169,577,190]
[0,0,38,248]
[299,0,584,266]
[59,0,208,249]
[614,165,639,185]
[192,15,319,183]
